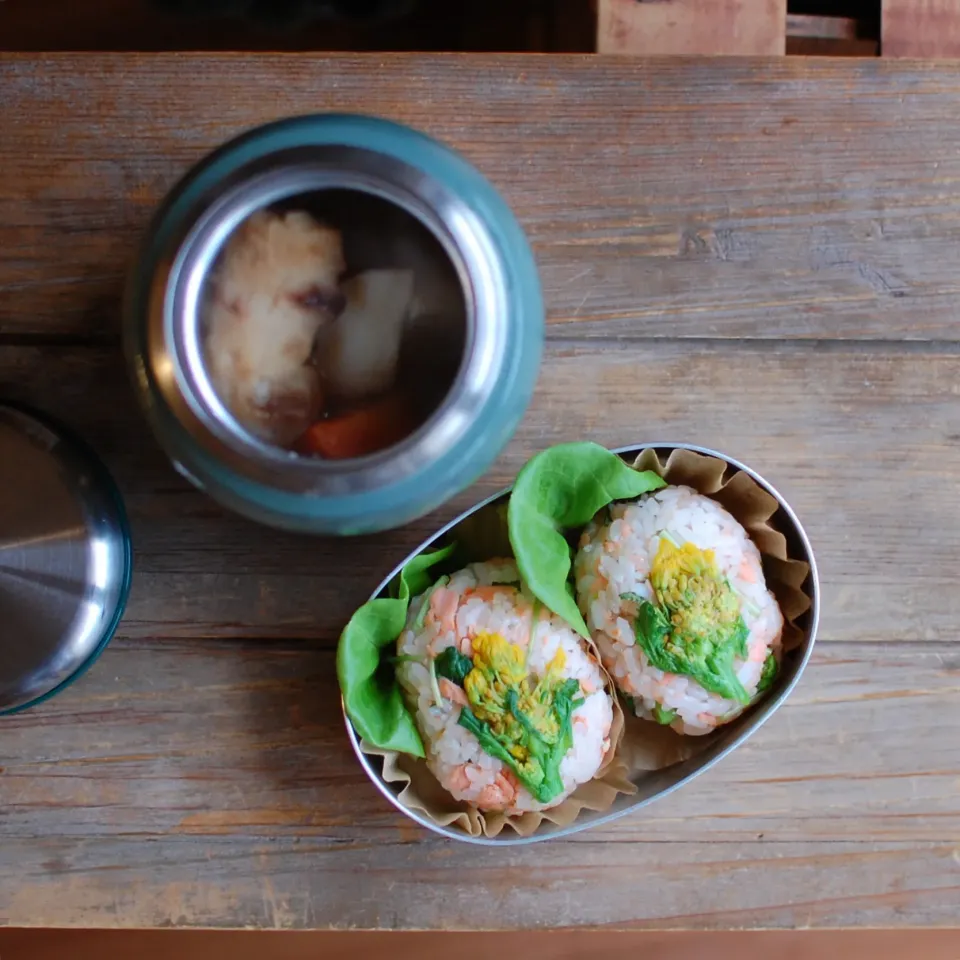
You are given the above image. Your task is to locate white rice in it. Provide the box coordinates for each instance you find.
[573,485,783,736]
[397,559,613,813]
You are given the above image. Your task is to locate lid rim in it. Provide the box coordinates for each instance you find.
[0,402,132,715]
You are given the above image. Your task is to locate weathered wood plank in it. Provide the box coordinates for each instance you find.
[2,642,957,851]
[597,0,786,56]
[2,832,958,929]
[3,341,957,645]
[1,52,957,934]
[5,55,960,340]
[883,0,960,57]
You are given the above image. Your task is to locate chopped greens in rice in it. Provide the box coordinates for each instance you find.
[574,485,783,736]
[396,559,614,813]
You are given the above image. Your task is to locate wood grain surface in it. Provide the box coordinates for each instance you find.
[6,55,960,341]
[0,53,958,931]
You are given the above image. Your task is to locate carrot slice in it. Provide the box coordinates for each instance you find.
[296,393,416,460]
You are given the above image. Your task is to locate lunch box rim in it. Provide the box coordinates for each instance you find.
[0,402,133,716]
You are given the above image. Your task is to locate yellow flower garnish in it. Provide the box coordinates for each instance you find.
[461,632,583,797]
[651,539,741,638]
[620,537,751,704]
[546,646,567,676]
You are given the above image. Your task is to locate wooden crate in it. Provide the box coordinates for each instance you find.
[597,0,788,55]
[883,0,960,55]
[597,0,960,57]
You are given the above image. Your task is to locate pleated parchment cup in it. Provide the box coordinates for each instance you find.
[354,445,817,842]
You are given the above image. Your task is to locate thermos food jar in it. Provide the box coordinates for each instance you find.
[125,115,543,535]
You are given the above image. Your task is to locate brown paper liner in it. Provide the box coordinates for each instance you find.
[361,447,812,838]
[361,700,634,839]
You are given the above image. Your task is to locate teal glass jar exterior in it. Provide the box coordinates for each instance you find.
[124,115,544,535]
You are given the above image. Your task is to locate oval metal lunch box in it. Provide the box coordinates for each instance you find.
[124,114,544,535]
[343,443,821,844]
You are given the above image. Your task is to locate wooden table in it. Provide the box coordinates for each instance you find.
[1,53,958,931]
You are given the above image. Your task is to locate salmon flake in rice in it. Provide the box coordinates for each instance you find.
[573,485,784,736]
[396,559,614,813]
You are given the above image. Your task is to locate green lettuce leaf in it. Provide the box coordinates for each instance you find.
[396,545,458,604]
[508,442,666,638]
[337,543,457,756]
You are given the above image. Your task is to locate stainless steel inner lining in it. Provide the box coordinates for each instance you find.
[150,147,507,496]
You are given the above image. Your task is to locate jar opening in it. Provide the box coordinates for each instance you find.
[197,186,469,463]
[161,146,511,498]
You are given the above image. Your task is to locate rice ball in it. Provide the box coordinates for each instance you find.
[574,485,783,736]
[397,559,614,813]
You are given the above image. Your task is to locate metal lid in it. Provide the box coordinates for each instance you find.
[0,404,131,713]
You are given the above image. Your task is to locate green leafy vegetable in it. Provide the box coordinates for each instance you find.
[458,707,519,767]
[435,646,473,686]
[458,683,583,804]
[397,545,458,604]
[621,539,753,705]
[757,651,778,694]
[652,704,677,725]
[626,594,750,704]
[508,442,666,638]
[337,543,456,756]
[457,632,584,803]
[510,678,583,802]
